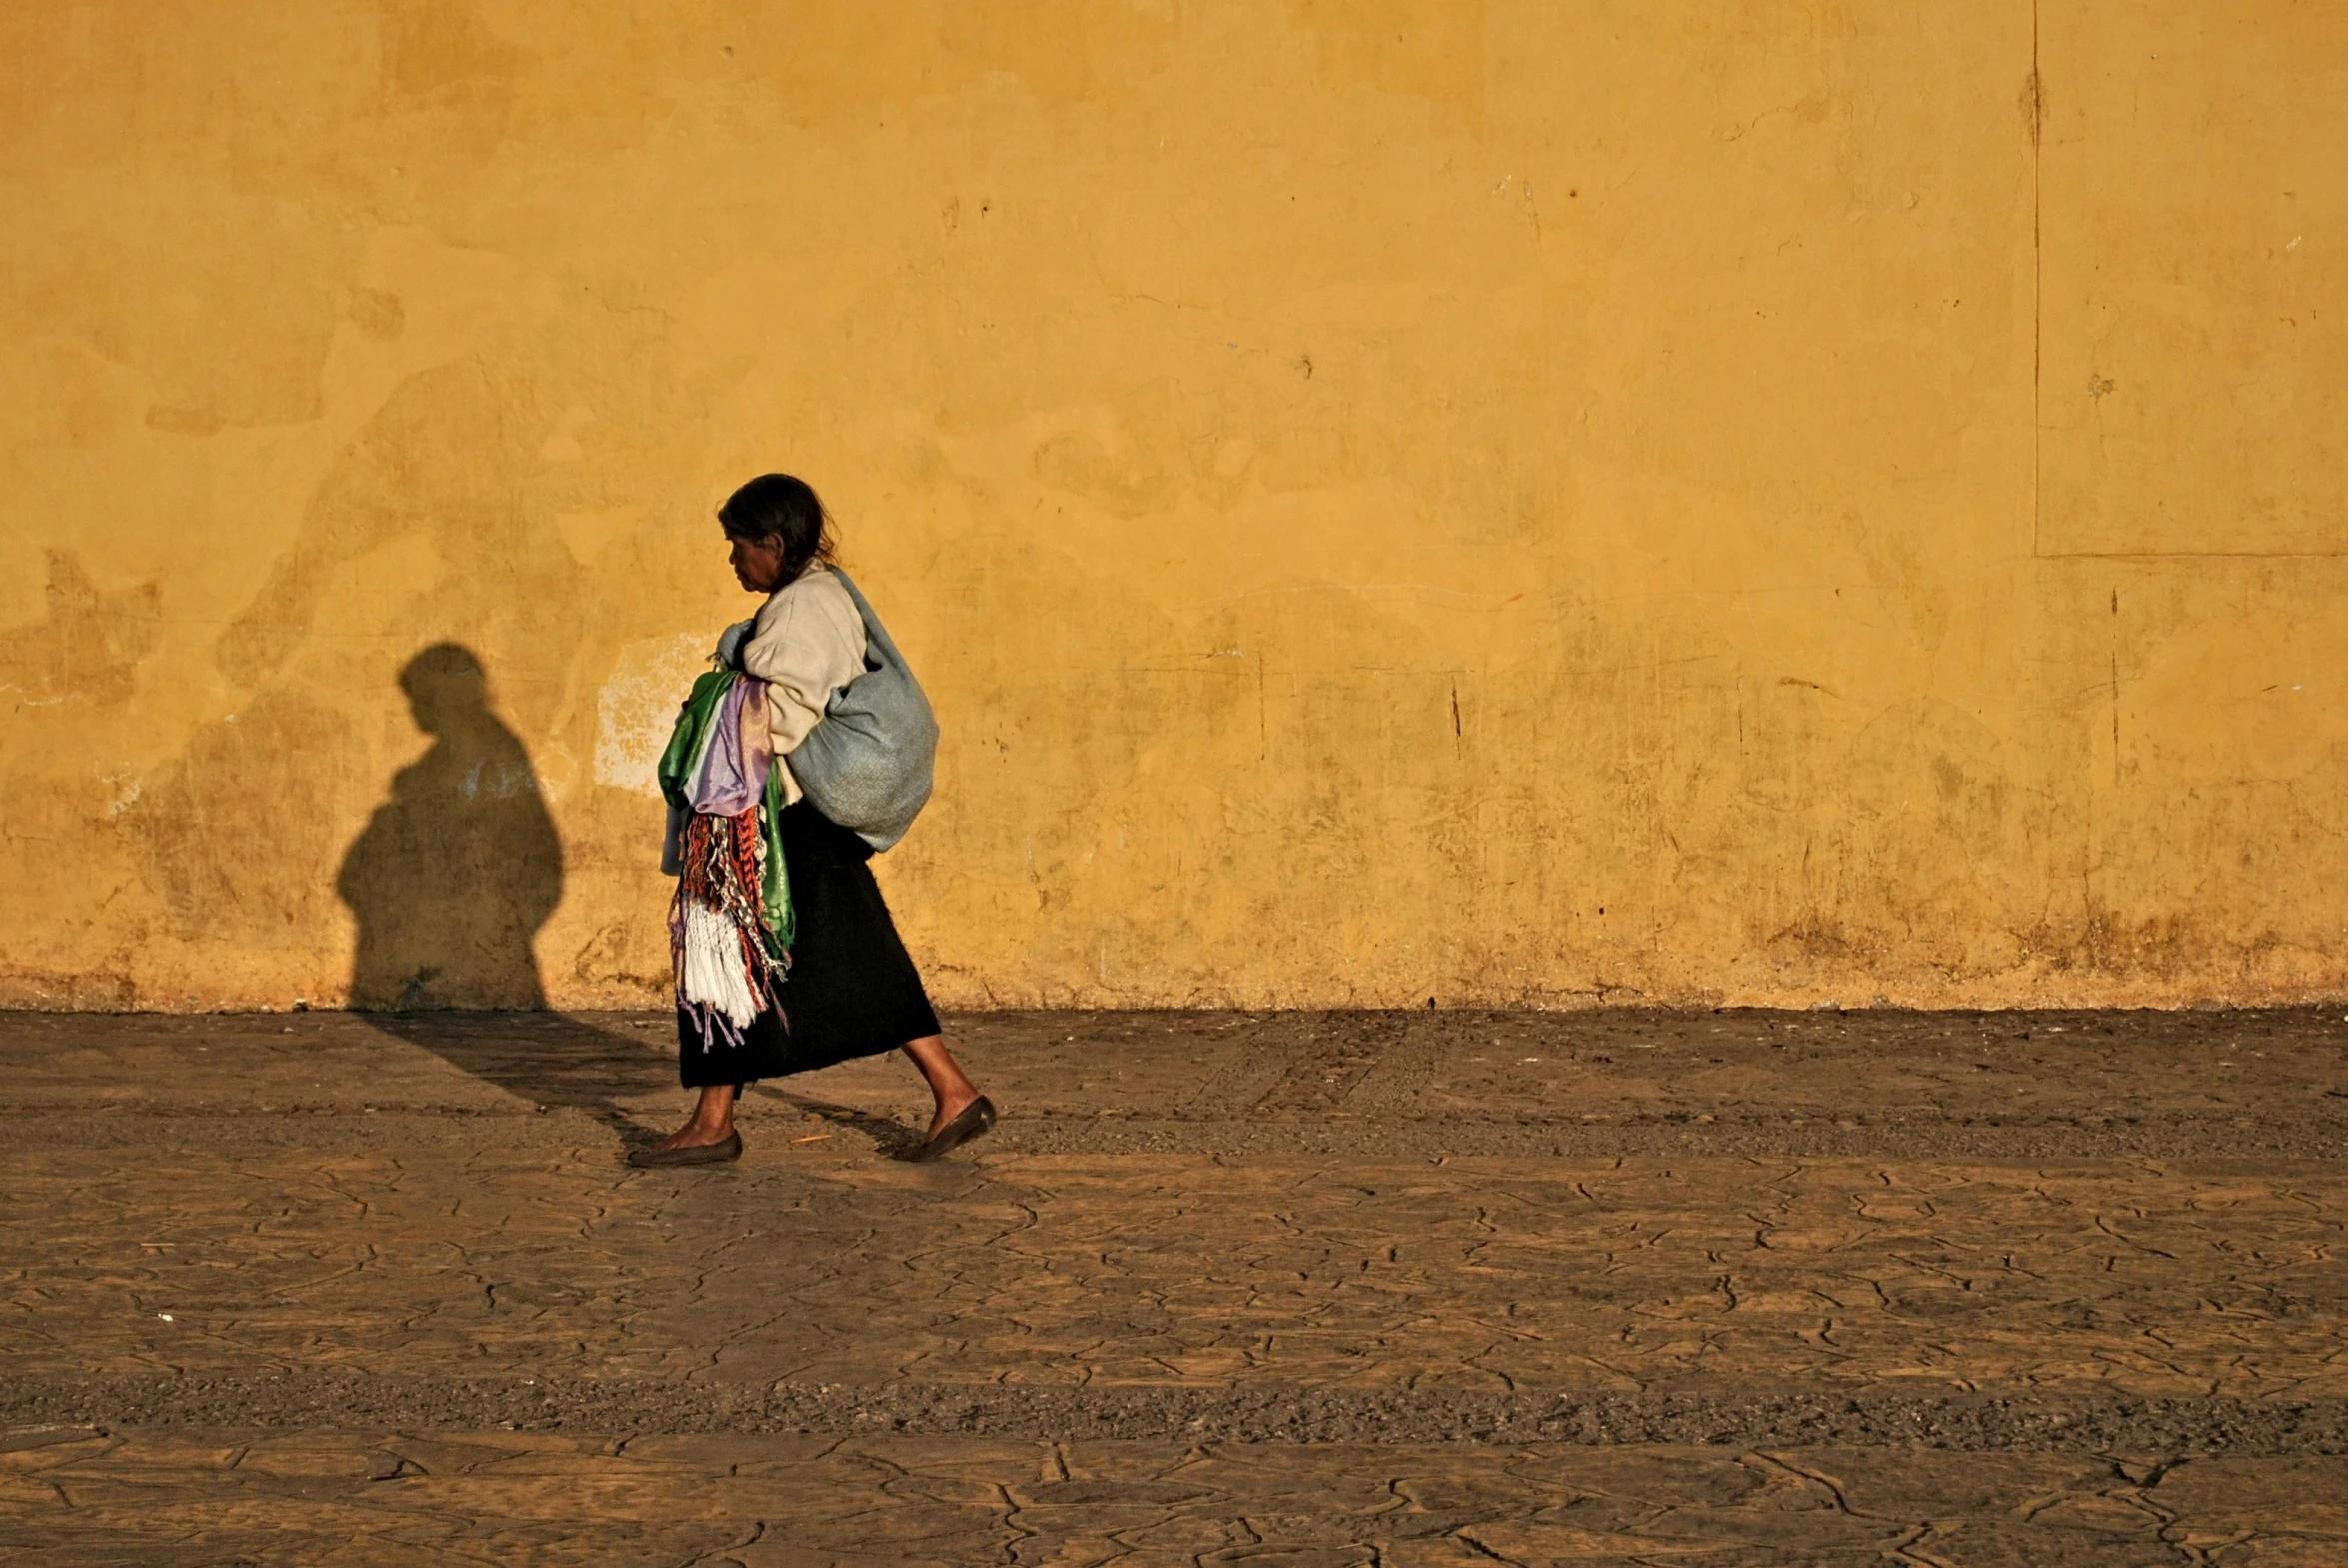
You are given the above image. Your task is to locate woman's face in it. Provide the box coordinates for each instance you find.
[728,531,788,593]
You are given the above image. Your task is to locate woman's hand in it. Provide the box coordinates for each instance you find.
[713,619,755,669]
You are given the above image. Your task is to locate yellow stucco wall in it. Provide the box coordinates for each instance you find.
[3,1,2344,1011]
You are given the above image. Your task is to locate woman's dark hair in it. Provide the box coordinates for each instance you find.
[718,473,835,580]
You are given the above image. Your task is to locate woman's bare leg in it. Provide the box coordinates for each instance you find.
[902,1035,978,1140]
[651,1084,738,1152]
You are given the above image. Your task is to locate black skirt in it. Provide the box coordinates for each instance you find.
[677,801,940,1088]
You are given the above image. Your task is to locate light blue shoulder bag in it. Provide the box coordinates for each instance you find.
[771,569,939,852]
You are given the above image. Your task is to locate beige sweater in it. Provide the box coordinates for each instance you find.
[739,564,867,805]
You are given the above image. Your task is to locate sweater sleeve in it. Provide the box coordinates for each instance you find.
[739,567,869,771]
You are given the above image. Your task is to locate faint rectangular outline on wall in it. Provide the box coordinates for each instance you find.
[2029,0,2348,561]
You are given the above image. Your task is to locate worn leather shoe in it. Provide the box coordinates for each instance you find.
[628,1130,743,1168]
[904,1096,997,1162]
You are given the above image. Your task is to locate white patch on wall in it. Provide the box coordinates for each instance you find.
[596,633,711,796]
[100,769,142,817]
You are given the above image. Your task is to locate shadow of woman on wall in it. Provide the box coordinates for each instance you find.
[338,643,663,1141]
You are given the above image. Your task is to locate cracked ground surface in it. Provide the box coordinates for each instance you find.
[4,1006,2347,1564]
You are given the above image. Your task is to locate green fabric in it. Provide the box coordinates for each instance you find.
[760,755,792,958]
[659,667,793,960]
[658,669,736,810]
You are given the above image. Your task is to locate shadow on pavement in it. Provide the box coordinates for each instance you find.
[335,642,665,1147]
[759,1088,921,1159]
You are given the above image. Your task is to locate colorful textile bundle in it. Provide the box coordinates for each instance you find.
[659,667,791,1048]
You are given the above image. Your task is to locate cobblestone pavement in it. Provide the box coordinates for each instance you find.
[4,1008,2347,1564]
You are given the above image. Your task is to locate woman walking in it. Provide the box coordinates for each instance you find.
[632,474,994,1167]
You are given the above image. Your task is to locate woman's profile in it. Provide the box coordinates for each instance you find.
[632,474,993,1167]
